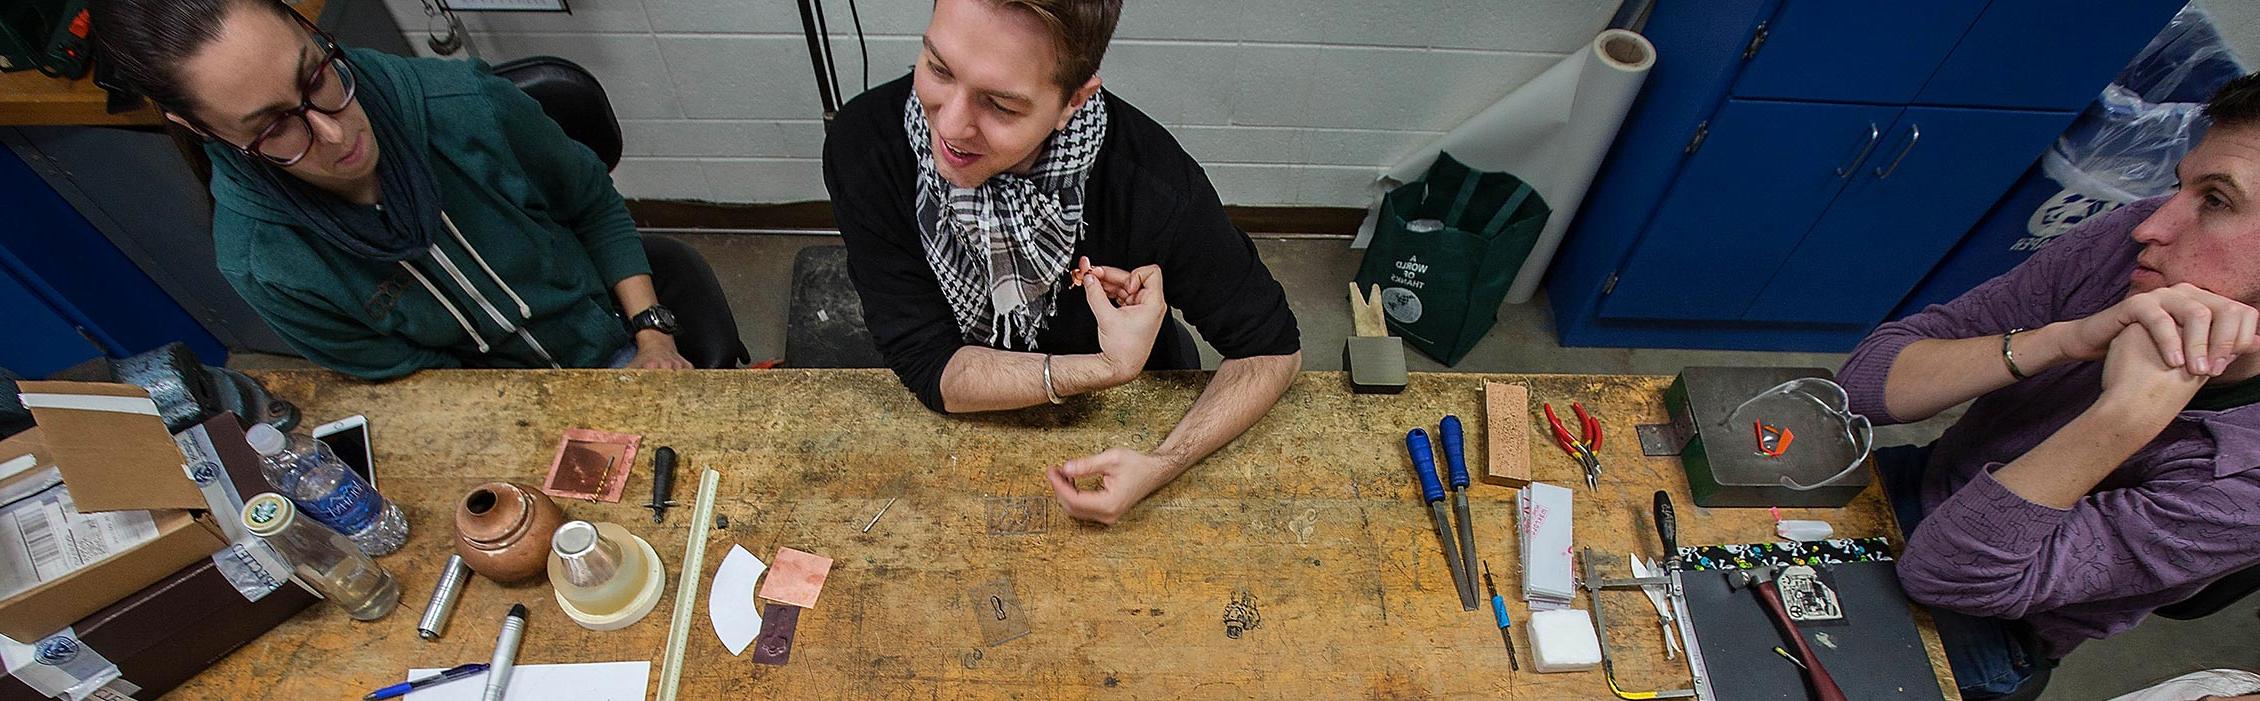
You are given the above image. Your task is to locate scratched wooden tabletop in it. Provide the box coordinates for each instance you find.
[170,369,1956,700]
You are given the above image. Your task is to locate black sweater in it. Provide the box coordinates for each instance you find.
[823,75,1301,412]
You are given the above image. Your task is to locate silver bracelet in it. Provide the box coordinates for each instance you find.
[2002,327,2031,381]
[1042,354,1065,405]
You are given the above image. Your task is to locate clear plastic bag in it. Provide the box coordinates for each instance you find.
[2044,5,2248,203]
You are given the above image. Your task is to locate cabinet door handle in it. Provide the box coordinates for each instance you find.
[1835,123,1881,178]
[1873,125,1921,180]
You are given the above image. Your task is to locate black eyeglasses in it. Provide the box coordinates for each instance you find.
[212,16,359,166]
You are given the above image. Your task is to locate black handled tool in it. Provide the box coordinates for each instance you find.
[1654,490,1679,570]
[647,446,680,523]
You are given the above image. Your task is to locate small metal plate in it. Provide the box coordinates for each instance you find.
[1776,565,1843,622]
[752,604,800,665]
[968,578,1031,647]
[1637,422,1694,457]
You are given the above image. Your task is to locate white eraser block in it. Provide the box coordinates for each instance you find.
[1529,608,1603,673]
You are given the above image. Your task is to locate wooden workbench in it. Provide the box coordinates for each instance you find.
[173,369,1957,700]
[0,0,323,127]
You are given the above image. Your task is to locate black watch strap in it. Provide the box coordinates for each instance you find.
[630,304,678,335]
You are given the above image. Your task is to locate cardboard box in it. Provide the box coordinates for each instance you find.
[0,412,318,700]
[0,383,230,641]
[0,547,320,701]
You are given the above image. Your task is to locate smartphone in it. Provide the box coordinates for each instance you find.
[311,415,375,488]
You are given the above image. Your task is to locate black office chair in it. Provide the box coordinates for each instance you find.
[490,56,622,172]
[490,56,749,368]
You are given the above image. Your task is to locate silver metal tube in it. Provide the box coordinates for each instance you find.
[417,555,471,640]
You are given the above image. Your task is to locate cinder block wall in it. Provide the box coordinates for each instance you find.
[379,0,1618,207]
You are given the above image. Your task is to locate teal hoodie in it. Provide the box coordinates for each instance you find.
[210,48,648,380]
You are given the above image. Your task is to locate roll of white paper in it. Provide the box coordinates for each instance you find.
[1360,29,1658,305]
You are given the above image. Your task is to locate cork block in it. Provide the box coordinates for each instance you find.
[1484,382,1532,488]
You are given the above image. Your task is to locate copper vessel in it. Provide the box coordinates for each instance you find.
[453,482,566,583]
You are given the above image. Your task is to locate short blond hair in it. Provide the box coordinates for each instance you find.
[993,0,1122,93]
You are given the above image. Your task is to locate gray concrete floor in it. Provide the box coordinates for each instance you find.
[228,233,2260,697]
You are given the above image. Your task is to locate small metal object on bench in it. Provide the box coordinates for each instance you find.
[1344,283,1407,394]
[1636,394,1696,457]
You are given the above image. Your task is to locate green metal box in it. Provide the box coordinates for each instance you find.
[1666,366,1871,508]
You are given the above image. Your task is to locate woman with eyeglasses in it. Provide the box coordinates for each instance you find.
[87,0,745,377]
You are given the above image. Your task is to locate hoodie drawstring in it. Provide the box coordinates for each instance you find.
[442,212,533,318]
[400,261,490,353]
[404,211,561,368]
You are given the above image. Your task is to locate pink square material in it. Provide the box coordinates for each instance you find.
[758,548,834,609]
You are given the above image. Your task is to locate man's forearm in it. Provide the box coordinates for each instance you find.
[1991,392,2178,509]
[1149,352,1301,474]
[938,346,1124,413]
[1883,322,2077,421]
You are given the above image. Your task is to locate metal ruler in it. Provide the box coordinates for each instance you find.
[657,468,721,701]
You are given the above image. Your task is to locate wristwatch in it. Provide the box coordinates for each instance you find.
[629,304,679,336]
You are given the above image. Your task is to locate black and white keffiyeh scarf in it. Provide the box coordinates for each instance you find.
[905,90,1109,350]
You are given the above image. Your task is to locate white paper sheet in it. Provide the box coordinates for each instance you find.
[403,661,649,701]
[1359,29,1658,305]
[708,545,766,656]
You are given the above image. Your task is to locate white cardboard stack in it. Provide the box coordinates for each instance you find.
[1517,482,1576,609]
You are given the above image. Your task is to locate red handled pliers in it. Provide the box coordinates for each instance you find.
[1543,402,1602,490]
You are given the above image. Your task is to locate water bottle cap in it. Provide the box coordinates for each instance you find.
[241,493,295,537]
[245,424,287,456]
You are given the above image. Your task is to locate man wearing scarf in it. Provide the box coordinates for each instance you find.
[824,0,1304,524]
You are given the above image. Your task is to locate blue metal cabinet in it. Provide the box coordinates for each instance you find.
[1599,99,1903,322]
[1731,2,1986,106]
[1744,106,2078,325]
[1548,0,2184,351]
[0,146,223,375]
[0,260,102,377]
[1916,0,2187,110]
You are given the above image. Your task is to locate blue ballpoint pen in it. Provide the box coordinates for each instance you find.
[364,663,490,700]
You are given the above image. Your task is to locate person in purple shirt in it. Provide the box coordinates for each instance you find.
[1841,74,2260,699]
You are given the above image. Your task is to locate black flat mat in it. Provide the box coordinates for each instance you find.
[1683,558,1946,700]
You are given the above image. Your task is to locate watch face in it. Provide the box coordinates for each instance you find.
[642,306,679,334]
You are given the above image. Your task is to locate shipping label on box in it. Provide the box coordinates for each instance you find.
[0,473,160,600]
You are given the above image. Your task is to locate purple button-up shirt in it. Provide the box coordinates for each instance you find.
[1840,196,2260,658]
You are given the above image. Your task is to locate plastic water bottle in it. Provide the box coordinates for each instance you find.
[246,424,409,556]
[241,492,400,621]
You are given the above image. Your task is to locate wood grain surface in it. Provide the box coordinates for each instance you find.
[169,369,1957,700]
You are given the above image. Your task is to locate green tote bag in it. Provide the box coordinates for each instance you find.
[1355,152,1551,366]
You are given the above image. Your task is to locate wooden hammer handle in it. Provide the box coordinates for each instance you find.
[1754,579,1848,701]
